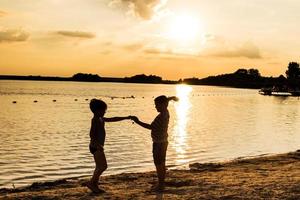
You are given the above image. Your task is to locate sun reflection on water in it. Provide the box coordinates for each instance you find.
[173,84,192,164]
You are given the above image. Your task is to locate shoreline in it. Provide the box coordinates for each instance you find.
[1,150,299,199]
[0,152,285,190]
[0,76,264,89]
[0,152,284,190]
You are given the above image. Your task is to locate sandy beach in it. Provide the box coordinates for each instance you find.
[1,150,299,200]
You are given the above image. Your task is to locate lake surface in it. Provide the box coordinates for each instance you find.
[1,80,300,188]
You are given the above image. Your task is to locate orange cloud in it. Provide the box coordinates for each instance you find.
[143,48,198,60]
[144,48,161,54]
[203,36,262,59]
[144,48,176,55]
[0,29,29,43]
[211,42,262,59]
[122,43,144,51]
[55,31,95,39]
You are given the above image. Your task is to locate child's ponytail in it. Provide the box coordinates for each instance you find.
[167,96,179,102]
[155,95,179,104]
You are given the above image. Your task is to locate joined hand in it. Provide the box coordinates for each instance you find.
[129,116,139,122]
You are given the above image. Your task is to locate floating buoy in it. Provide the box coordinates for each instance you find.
[34,100,38,103]
[85,99,89,101]
[74,99,78,101]
[53,100,56,102]
[131,95,135,99]
[111,97,114,100]
[122,97,125,99]
[12,101,17,104]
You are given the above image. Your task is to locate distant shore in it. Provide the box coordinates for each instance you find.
[0,69,291,89]
[1,150,299,199]
[0,74,178,85]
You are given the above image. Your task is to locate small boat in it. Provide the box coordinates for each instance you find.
[271,92,291,97]
[259,88,272,95]
[259,87,300,97]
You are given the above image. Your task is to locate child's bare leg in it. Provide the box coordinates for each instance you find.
[155,163,166,187]
[90,150,107,186]
[153,142,168,191]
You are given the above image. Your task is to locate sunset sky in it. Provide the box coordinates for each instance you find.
[0,0,299,79]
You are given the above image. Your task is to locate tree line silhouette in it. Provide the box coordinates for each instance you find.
[0,62,299,89]
[183,62,300,89]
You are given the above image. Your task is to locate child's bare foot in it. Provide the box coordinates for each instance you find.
[86,181,105,194]
[151,184,165,192]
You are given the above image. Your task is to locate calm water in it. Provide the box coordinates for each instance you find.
[0,80,300,188]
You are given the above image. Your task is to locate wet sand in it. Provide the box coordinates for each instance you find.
[1,150,299,199]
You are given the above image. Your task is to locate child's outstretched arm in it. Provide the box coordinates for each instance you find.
[130,116,151,130]
[104,116,130,122]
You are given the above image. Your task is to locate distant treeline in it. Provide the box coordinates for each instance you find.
[183,69,286,89]
[0,73,177,84]
[1,62,299,89]
[0,75,70,81]
[183,62,300,89]
[71,73,177,84]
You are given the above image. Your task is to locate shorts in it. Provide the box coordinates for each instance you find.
[152,142,168,165]
[89,144,104,154]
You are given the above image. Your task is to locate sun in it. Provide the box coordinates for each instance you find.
[167,14,201,43]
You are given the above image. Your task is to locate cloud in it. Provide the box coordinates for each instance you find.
[0,10,7,17]
[110,0,168,20]
[203,36,262,59]
[212,42,262,59]
[55,31,95,39]
[144,48,198,58]
[122,43,144,51]
[144,48,176,55]
[0,29,29,43]
[144,48,161,54]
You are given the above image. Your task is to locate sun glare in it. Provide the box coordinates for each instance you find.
[173,84,192,164]
[167,14,201,43]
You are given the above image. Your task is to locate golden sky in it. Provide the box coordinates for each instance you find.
[0,0,299,79]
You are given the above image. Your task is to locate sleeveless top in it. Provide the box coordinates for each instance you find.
[151,110,169,143]
[89,117,106,148]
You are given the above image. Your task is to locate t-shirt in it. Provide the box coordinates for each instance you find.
[151,110,169,143]
[89,117,106,147]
